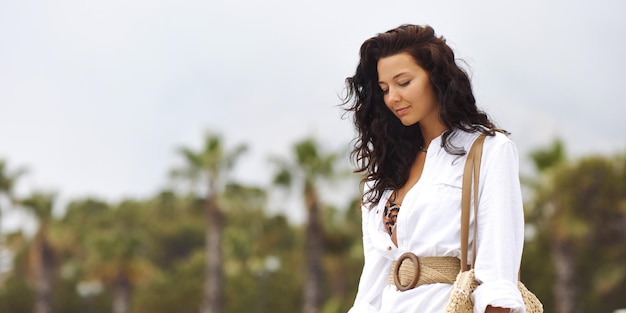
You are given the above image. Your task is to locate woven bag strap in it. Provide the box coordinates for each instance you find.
[460,134,486,271]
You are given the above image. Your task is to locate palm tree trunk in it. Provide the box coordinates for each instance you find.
[201,193,223,313]
[303,186,323,313]
[112,270,132,313]
[330,257,347,298]
[33,232,53,313]
[551,237,578,313]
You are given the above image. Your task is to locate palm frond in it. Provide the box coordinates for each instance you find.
[19,191,56,222]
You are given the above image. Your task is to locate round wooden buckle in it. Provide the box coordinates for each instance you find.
[393,252,420,291]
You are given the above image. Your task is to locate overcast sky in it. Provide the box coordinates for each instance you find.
[1,0,625,226]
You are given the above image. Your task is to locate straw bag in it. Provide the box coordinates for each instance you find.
[445,134,543,313]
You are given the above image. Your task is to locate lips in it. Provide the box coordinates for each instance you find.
[396,107,409,116]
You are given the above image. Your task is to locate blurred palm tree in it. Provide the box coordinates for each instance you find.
[528,140,626,312]
[271,137,338,313]
[19,191,56,313]
[0,230,34,313]
[171,132,247,313]
[61,198,111,310]
[0,159,27,285]
[528,139,575,313]
[82,199,158,313]
[529,139,566,173]
[320,200,363,313]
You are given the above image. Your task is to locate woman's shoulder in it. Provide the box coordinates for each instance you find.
[451,128,515,151]
[485,130,516,148]
[451,129,519,174]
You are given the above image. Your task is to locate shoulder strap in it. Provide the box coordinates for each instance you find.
[460,134,486,271]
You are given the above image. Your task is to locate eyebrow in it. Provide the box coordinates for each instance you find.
[378,72,410,84]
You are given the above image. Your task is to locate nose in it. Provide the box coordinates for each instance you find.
[387,87,401,104]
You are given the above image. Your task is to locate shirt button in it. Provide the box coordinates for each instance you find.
[376,210,379,214]
[386,246,392,250]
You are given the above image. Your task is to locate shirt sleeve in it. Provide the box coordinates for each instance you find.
[471,137,526,313]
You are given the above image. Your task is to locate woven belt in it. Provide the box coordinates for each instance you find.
[388,253,461,291]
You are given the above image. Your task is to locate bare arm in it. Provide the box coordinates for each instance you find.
[486,305,510,313]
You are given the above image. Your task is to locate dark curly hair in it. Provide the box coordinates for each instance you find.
[342,24,498,206]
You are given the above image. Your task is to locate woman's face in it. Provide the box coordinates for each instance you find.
[377,52,440,127]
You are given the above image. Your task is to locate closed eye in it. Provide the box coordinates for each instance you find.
[399,80,411,87]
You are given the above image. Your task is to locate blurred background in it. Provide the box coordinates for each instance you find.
[0,0,625,313]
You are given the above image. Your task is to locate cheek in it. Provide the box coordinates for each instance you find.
[424,88,439,107]
[417,83,436,104]
[423,82,438,102]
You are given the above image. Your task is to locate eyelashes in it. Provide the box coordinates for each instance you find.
[380,80,412,95]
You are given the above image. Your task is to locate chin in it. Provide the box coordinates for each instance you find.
[399,119,419,127]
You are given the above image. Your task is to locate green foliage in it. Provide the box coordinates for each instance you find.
[19,191,56,222]
[171,132,247,195]
[133,251,204,313]
[320,201,364,313]
[525,151,626,312]
[529,139,566,172]
[271,136,339,193]
[0,253,34,313]
[294,138,336,177]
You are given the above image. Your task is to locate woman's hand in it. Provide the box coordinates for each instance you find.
[485,305,510,313]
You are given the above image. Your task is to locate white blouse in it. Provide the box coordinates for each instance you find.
[348,130,526,313]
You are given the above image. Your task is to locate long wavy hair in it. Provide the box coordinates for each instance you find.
[342,24,498,206]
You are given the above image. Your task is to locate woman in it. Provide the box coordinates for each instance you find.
[342,24,526,313]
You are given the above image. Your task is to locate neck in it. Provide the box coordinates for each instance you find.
[419,122,447,150]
